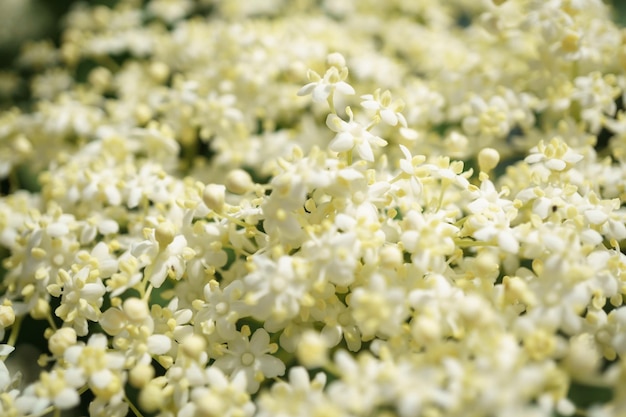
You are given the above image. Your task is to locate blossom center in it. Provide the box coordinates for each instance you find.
[240,352,255,366]
[271,277,287,292]
[215,302,228,315]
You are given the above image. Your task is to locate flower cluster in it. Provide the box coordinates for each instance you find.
[1,0,626,416]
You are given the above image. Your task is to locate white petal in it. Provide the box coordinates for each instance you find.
[98,219,119,235]
[381,109,398,126]
[131,240,155,257]
[312,84,331,103]
[250,329,270,352]
[356,141,374,162]
[545,159,567,171]
[325,113,343,132]
[400,127,419,140]
[399,144,412,160]
[580,229,603,246]
[543,234,565,252]
[370,135,388,147]
[401,230,419,252]
[524,154,544,164]
[147,334,172,355]
[91,369,112,389]
[329,133,354,153]
[335,213,357,231]
[258,354,285,378]
[498,231,519,253]
[335,81,355,96]
[0,362,10,391]
[297,83,316,97]
[82,282,106,299]
[467,198,489,214]
[584,209,608,225]
[532,197,551,219]
[607,219,626,240]
[288,367,311,390]
[0,344,14,356]
[562,151,584,164]
[47,222,69,238]
[338,168,363,181]
[360,100,379,110]
[400,159,413,174]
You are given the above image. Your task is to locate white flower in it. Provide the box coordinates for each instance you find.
[213,327,285,393]
[63,334,126,402]
[180,367,255,417]
[194,279,246,340]
[242,255,309,326]
[326,107,387,161]
[361,88,407,127]
[350,273,408,339]
[297,65,355,103]
[301,226,360,287]
[256,367,333,417]
[15,369,82,413]
[131,222,193,288]
[525,138,584,172]
[51,266,106,336]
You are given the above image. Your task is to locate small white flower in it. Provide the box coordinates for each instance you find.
[326,107,387,161]
[297,65,355,103]
[361,88,407,127]
[525,138,584,172]
[213,327,285,393]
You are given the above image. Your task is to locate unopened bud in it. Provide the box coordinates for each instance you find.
[203,184,226,213]
[478,147,500,173]
[155,221,175,249]
[225,169,254,194]
[49,327,77,357]
[0,304,14,328]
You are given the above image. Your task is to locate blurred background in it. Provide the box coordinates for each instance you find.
[1,0,626,71]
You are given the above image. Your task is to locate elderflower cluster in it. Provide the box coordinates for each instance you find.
[1,0,626,416]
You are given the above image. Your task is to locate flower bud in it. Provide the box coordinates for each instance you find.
[155,221,175,249]
[123,297,150,322]
[203,184,226,213]
[225,169,253,194]
[49,327,77,356]
[130,363,155,388]
[180,334,207,360]
[0,304,15,328]
[478,147,500,173]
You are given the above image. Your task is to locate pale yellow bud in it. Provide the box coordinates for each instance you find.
[123,297,150,322]
[180,334,207,360]
[477,147,500,173]
[149,62,170,83]
[203,184,226,213]
[31,298,50,319]
[139,383,165,413]
[49,327,77,357]
[195,392,225,417]
[296,330,328,368]
[88,67,112,90]
[134,103,153,125]
[0,304,14,328]
[379,246,403,268]
[561,30,580,53]
[326,52,346,68]
[155,221,175,249]
[129,363,155,388]
[225,169,254,194]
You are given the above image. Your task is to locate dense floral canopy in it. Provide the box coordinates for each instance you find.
[1,0,626,416]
